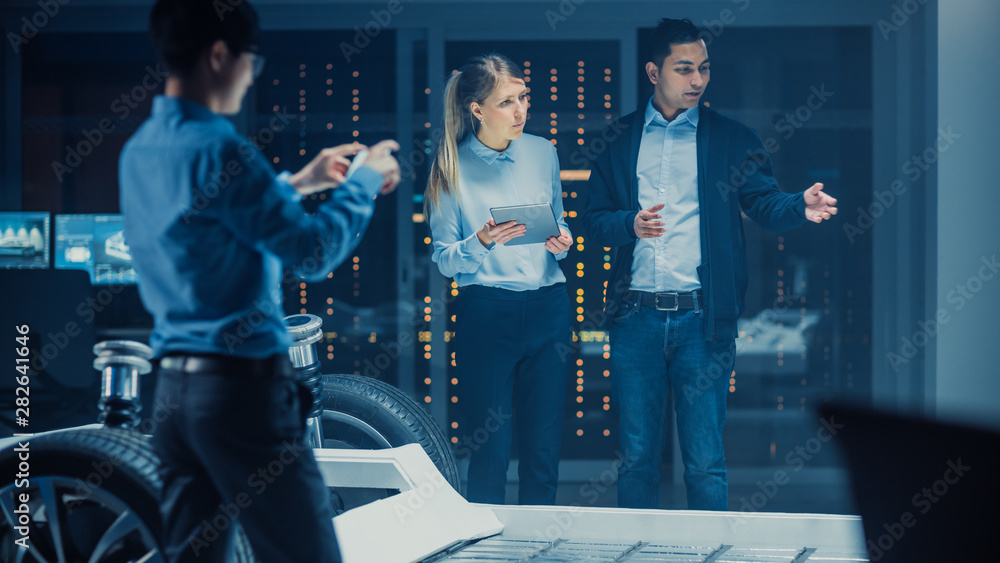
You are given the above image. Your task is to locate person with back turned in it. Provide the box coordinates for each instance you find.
[584,18,837,511]
[119,0,400,560]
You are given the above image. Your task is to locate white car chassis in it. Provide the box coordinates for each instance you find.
[325,444,869,563]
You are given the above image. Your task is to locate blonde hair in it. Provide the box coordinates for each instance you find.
[425,53,525,212]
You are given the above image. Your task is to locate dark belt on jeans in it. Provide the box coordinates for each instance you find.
[159,353,293,378]
[622,290,703,312]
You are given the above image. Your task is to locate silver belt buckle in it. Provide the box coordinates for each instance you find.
[654,293,679,311]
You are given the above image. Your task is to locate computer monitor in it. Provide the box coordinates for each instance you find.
[0,211,50,269]
[54,214,138,284]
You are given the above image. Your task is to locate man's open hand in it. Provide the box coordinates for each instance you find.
[803,183,838,223]
[634,203,666,238]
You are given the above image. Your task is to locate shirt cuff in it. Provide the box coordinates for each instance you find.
[274,171,302,202]
[462,232,491,258]
[554,226,570,260]
[795,193,808,219]
[342,166,383,199]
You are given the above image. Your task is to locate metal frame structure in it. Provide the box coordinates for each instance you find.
[325,443,867,562]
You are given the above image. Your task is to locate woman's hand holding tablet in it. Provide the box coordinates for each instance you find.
[488,203,561,246]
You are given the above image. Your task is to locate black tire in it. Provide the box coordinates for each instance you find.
[320,374,461,493]
[0,428,254,563]
[0,428,162,563]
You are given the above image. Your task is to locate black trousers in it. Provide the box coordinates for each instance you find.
[150,355,340,563]
[455,283,571,505]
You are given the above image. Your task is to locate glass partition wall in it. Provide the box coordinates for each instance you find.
[12,15,874,513]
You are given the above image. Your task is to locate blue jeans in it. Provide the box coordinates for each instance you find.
[609,300,735,510]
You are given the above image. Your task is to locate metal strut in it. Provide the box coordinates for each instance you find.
[92,340,154,429]
[284,313,326,448]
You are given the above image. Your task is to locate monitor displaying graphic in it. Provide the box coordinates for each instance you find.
[0,212,50,269]
[54,214,138,284]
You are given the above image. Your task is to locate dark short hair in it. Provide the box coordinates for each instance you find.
[647,18,702,68]
[149,0,260,76]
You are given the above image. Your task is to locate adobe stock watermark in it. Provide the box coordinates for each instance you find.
[876,0,929,41]
[717,84,834,202]
[453,407,512,461]
[358,262,616,382]
[555,278,632,363]
[23,281,130,375]
[179,107,295,223]
[544,0,587,30]
[340,0,413,63]
[865,458,970,562]
[772,84,834,141]
[568,114,627,169]
[347,268,621,384]
[6,0,70,54]
[886,254,999,372]
[740,292,806,340]
[843,126,961,244]
[63,450,124,508]
[369,119,446,185]
[546,0,750,33]
[728,416,844,532]
[360,282,457,379]
[535,452,628,541]
[219,225,387,355]
[67,395,179,506]
[681,289,807,404]
[212,0,247,20]
[188,438,310,555]
[386,120,447,186]
[393,468,451,524]
[681,345,735,405]
[220,295,301,353]
[696,0,752,48]
[51,64,170,182]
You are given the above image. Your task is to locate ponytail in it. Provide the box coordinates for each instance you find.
[426,71,468,212]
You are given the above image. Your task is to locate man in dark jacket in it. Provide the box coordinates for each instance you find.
[584,18,837,511]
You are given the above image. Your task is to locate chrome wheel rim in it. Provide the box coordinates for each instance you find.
[320,410,393,449]
[0,476,162,563]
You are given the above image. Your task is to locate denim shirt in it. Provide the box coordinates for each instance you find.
[120,96,382,358]
[429,133,570,291]
[630,98,702,293]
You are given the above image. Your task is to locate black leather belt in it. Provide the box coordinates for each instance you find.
[623,290,703,311]
[159,353,292,378]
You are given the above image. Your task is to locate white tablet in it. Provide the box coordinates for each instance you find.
[344,149,369,180]
[489,203,561,246]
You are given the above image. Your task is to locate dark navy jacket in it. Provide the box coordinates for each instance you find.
[583,104,807,341]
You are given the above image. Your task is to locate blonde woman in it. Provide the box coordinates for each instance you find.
[426,53,573,505]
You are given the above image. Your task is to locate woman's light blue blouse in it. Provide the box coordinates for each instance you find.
[429,133,570,291]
